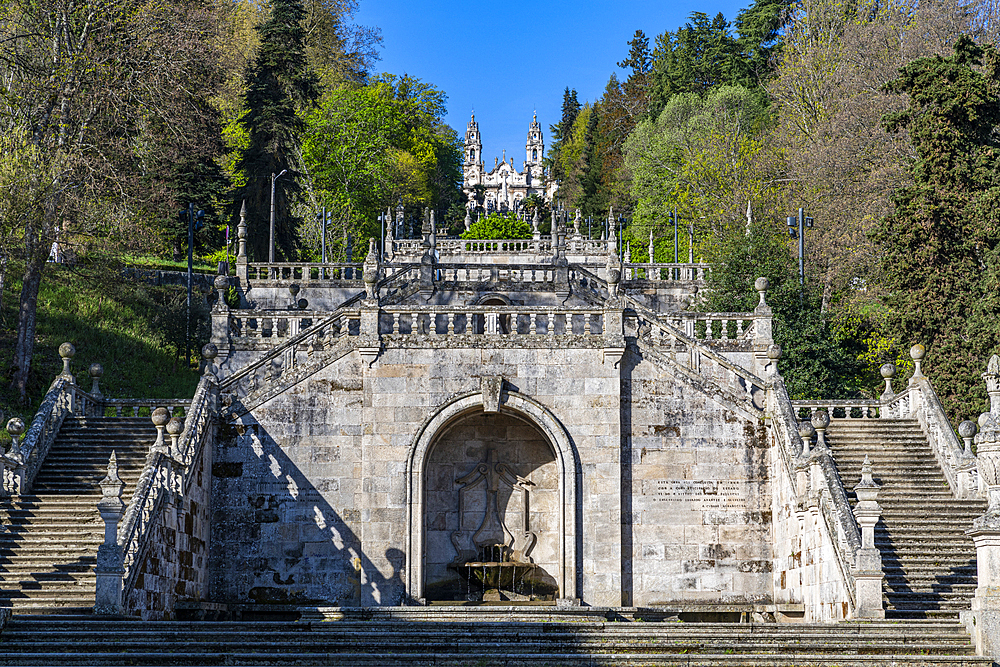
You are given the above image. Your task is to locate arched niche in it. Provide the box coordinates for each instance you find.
[406,390,578,603]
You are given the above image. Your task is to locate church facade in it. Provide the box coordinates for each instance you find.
[462,113,556,214]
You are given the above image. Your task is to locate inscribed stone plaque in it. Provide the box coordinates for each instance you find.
[649,479,749,511]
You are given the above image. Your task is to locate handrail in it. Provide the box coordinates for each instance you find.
[790,400,881,420]
[220,308,360,389]
[770,382,860,615]
[17,378,73,494]
[624,296,764,389]
[904,378,972,497]
[222,266,418,389]
[118,375,217,597]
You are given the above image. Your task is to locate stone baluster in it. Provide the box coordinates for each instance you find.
[211,274,231,348]
[5,418,26,495]
[752,278,773,378]
[166,417,184,461]
[852,456,885,619]
[547,312,555,336]
[392,312,400,334]
[964,354,1000,659]
[88,363,104,403]
[880,363,896,404]
[3,418,24,498]
[202,343,219,382]
[411,312,419,335]
[151,408,170,455]
[810,410,830,450]
[957,420,979,499]
[447,312,455,334]
[94,452,125,615]
[704,317,714,341]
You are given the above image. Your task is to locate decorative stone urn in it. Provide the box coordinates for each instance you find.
[811,410,830,450]
[880,363,896,401]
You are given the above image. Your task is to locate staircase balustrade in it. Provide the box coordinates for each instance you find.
[245,262,363,283]
[221,307,362,390]
[622,263,707,282]
[434,263,556,283]
[379,306,605,337]
[15,377,73,495]
[627,312,765,405]
[903,377,978,498]
[770,385,862,621]
[790,350,979,501]
[113,370,217,615]
[790,400,882,421]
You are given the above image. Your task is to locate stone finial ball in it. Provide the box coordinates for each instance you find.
[754,277,769,292]
[288,283,300,297]
[880,363,896,379]
[910,343,925,361]
[88,363,103,379]
[811,411,830,429]
[214,274,230,291]
[58,342,76,359]
[798,421,816,439]
[958,420,978,439]
[767,344,782,360]
[166,417,184,436]
[201,343,218,361]
[151,407,170,427]
[6,417,25,437]
[297,298,308,310]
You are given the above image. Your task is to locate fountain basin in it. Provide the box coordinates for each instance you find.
[455,561,538,592]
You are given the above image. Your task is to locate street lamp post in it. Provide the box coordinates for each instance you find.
[787,208,814,286]
[317,207,332,263]
[673,209,679,263]
[269,169,288,263]
[185,203,204,367]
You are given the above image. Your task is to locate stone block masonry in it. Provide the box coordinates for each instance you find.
[211,334,771,609]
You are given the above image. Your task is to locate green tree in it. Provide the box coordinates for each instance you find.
[547,88,581,183]
[0,0,227,400]
[705,221,866,399]
[870,36,1000,420]
[460,212,532,240]
[301,74,463,255]
[232,0,320,262]
[624,85,778,246]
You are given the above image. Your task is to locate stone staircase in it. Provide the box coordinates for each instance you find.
[826,418,987,620]
[0,416,153,614]
[0,614,991,666]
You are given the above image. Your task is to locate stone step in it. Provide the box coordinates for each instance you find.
[0,618,986,667]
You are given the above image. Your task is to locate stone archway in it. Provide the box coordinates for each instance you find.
[405,390,578,603]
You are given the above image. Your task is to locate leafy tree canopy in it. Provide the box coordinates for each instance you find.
[460,212,532,240]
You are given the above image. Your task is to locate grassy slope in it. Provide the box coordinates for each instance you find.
[1,262,202,446]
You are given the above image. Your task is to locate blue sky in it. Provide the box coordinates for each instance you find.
[353,0,752,164]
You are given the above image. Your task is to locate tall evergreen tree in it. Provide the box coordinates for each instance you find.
[234,0,320,262]
[547,88,581,184]
[871,36,1000,420]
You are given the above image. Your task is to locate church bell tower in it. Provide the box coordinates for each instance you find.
[525,112,544,170]
[465,113,483,185]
